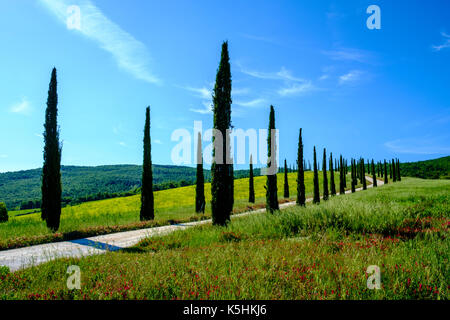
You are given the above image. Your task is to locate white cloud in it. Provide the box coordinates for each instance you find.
[339,70,363,84]
[118,141,127,147]
[278,82,315,96]
[153,139,162,144]
[322,48,372,63]
[384,138,450,155]
[432,32,450,51]
[232,87,250,96]
[34,133,44,138]
[0,154,7,159]
[39,0,159,84]
[190,101,213,114]
[10,98,32,115]
[239,65,305,82]
[183,86,212,100]
[234,98,266,108]
[318,74,329,81]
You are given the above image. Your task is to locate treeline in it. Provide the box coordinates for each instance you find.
[398,156,449,179]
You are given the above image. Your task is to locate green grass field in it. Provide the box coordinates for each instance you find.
[0,177,447,300]
[0,171,367,249]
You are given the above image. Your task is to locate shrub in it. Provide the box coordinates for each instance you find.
[0,202,8,223]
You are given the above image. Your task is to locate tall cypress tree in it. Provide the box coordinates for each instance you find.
[249,154,255,203]
[397,159,401,181]
[140,107,154,221]
[339,155,345,195]
[195,132,205,213]
[266,105,279,213]
[384,160,388,184]
[362,157,367,190]
[372,159,377,187]
[389,162,393,179]
[351,159,356,193]
[284,159,289,198]
[322,148,329,201]
[329,152,336,196]
[211,41,233,225]
[313,146,320,203]
[392,159,397,182]
[296,129,306,206]
[41,67,62,231]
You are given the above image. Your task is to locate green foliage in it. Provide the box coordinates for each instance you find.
[313,147,320,204]
[0,202,7,223]
[211,41,234,226]
[329,152,336,196]
[41,67,62,231]
[296,129,306,206]
[322,149,329,201]
[283,159,289,198]
[195,133,205,213]
[140,107,154,221]
[400,156,449,179]
[248,155,255,203]
[266,105,279,213]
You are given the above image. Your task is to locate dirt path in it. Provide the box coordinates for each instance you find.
[0,175,384,272]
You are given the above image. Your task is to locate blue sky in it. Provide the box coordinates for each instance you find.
[0,0,449,172]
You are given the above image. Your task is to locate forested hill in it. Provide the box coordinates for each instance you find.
[0,165,209,210]
[400,156,449,179]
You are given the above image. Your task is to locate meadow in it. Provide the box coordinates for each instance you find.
[0,171,368,250]
[1,177,447,300]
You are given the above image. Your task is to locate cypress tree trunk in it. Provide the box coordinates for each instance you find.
[266,105,279,213]
[41,67,62,232]
[384,160,388,184]
[339,155,345,195]
[322,148,329,201]
[211,41,233,226]
[329,152,336,196]
[195,132,205,213]
[140,106,154,221]
[397,159,401,181]
[372,159,377,187]
[283,159,289,198]
[249,154,255,203]
[296,129,306,206]
[313,146,320,203]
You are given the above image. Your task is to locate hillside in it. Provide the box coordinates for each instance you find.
[400,156,449,179]
[0,165,211,210]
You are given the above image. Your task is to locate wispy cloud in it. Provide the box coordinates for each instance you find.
[34,133,44,138]
[323,48,373,64]
[39,0,159,84]
[0,154,7,159]
[153,139,162,145]
[385,137,450,155]
[339,70,363,85]
[432,32,450,51]
[10,98,32,115]
[234,98,266,108]
[278,82,315,96]
[118,141,127,147]
[183,86,211,100]
[189,101,213,114]
[239,65,305,82]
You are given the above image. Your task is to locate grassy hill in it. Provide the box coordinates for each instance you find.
[1,177,448,300]
[0,164,209,210]
[400,156,449,179]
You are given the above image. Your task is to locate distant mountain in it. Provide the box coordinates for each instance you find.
[400,156,449,180]
[0,165,210,210]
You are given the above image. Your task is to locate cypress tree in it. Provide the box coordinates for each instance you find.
[249,154,255,203]
[313,146,320,203]
[362,157,367,190]
[339,155,345,195]
[351,159,356,193]
[384,160,388,184]
[372,159,377,187]
[367,160,370,174]
[296,129,306,206]
[41,67,62,231]
[284,159,289,198]
[343,158,347,188]
[392,159,397,182]
[397,159,401,181]
[329,152,336,196]
[389,162,392,179]
[140,106,154,221]
[266,105,279,213]
[195,132,205,213]
[211,41,233,226]
[322,148,329,201]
